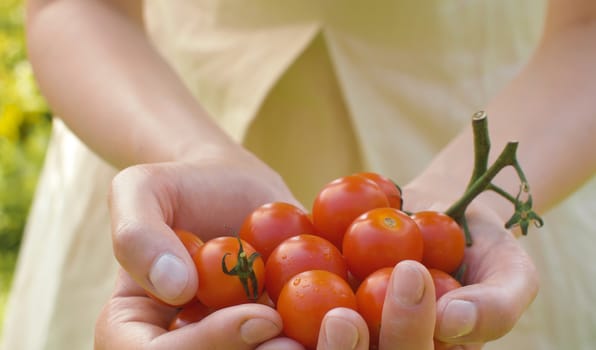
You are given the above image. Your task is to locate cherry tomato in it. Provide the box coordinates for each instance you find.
[265,234,348,303]
[342,207,423,280]
[277,270,358,350]
[355,172,402,209]
[429,268,462,299]
[355,267,392,348]
[175,228,204,258]
[193,237,265,309]
[411,211,465,274]
[168,300,212,331]
[239,202,316,262]
[312,175,389,248]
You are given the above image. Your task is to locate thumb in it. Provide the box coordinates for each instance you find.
[109,164,198,305]
[379,260,436,350]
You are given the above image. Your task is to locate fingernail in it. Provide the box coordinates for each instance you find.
[393,262,425,306]
[149,253,189,300]
[438,300,477,338]
[324,316,359,349]
[240,318,281,344]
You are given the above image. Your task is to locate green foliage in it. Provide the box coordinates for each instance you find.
[0,0,52,252]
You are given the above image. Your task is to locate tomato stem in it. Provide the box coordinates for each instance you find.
[391,180,404,210]
[221,238,261,301]
[445,111,543,245]
[454,263,467,285]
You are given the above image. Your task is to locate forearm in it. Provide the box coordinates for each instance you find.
[26,0,238,169]
[410,18,596,220]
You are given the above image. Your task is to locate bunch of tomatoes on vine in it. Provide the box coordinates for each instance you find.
[151,112,544,349]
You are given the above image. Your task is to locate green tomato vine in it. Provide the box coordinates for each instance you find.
[445,111,544,246]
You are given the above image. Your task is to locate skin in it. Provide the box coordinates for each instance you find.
[24,0,596,348]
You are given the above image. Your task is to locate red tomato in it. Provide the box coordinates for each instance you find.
[355,267,392,348]
[168,300,212,331]
[193,237,265,309]
[429,268,462,300]
[175,228,204,258]
[312,175,389,248]
[411,211,465,274]
[342,208,424,280]
[239,202,316,262]
[277,270,358,350]
[265,234,348,303]
[355,172,403,210]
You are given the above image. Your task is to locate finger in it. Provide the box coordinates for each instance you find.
[256,337,306,350]
[153,304,284,350]
[434,340,483,350]
[110,164,198,305]
[96,284,284,350]
[317,307,369,350]
[434,217,539,344]
[379,260,436,350]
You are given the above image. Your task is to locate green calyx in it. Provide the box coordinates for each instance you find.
[222,237,261,300]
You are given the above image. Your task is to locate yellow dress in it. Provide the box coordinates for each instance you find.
[2,1,595,349]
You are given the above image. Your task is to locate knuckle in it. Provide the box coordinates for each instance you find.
[112,220,146,263]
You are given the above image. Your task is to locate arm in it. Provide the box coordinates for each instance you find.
[28,2,304,348]
[410,0,596,218]
[400,0,596,346]
[26,0,238,168]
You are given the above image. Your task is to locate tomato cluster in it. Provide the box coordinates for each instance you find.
[163,172,466,349]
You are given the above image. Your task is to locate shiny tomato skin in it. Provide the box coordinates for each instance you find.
[343,208,423,281]
[277,270,358,350]
[411,211,465,274]
[312,175,390,248]
[265,234,348,304]
[355,267,393,348]
[174,228,204,258]
[429,268,462,300]
[355,172,403,210]
[168,300,212,331]
[239,202,316,262]
[193,237,265,309]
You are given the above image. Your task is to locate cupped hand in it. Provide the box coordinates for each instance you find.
[108,155,300,306]
[102,155,537,349]
[96,154,307,349]
[94,268,305,350]
[317,193,538,350]
[430,201,539,348]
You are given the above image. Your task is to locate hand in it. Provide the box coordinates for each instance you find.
[315,194,539,350]
[94,269,305,349]
[430,200,538,349]
[95,153,304,349]
[107,154,299,305]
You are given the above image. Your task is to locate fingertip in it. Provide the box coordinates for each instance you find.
[240,317,283,345]
[255,337,306,350]
[113,221,198,305]
[378,260,436,350]
[389,260,431,306]
[319,308,368,350]
[435,298,478,340]
[148,252,196,303]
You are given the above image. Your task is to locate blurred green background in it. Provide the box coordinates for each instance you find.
[0,0,52,331]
